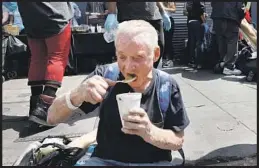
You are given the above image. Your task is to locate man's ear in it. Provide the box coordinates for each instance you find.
[153,46,160,63]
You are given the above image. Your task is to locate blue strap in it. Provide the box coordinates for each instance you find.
[103,62,120,81]
[155,69,172,118]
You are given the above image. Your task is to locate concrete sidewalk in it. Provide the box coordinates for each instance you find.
[2,66,257,166]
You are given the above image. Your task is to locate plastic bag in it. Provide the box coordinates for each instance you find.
[6,36,27,56]
[13,135,87,166]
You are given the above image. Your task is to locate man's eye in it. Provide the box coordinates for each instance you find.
[119,56,126,60]
[133,57,142,61]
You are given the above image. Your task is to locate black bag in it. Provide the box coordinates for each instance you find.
[13,135,87,166]
[6,35,27,56]
[235,46,257,81]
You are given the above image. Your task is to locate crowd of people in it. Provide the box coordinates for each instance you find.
[2,1,257,166]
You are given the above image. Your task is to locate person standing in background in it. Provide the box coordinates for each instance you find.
[162,1,176,68]
[185,0,207,69]
[211,2,245,75]
[104,2,172,69]
[85,2,108,27]
[17,2,73,128]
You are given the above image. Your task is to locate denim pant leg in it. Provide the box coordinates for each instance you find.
[129,161,174,166]
[75,157,128,166]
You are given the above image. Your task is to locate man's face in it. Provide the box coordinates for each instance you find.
[116,39,160,89]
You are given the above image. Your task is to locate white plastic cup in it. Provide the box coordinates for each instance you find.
[90,26,95,33]
[116,93,142,127]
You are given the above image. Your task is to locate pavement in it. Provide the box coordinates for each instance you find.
[2,65,257,166]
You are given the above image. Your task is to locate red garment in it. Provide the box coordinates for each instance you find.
[245,10,252,23]
[27,23,71,87]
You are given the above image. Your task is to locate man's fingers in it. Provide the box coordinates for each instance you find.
[123,114,142,123]
[128,108,146,117]
[90,88,103,103]
[95,84,107,97]
[123,121,145,130]
[121,127,138,135]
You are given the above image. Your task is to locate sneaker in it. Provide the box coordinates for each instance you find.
[196,64,202,70]
[219,62,225,68]
[162,60,174,68]
[188,62,196,68]
[29,94,56,127]
[223,67,242,75]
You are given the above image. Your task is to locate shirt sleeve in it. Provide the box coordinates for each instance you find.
[79,65,107,114]
[164,80,190,133]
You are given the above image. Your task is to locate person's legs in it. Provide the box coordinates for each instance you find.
[129,161,173,166]
[224,21,239,69]
[148,20,164,69]
[194,21,205,69]
[29,23,71,126]
[27,38,48,115]
[188,20,200,67]
[75,157,128,166]
[213,19,227,66]
[163,17,174,67]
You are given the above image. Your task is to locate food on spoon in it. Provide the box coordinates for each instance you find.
[125,73,136,81]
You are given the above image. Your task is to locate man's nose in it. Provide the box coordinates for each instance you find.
[124,59,136,71]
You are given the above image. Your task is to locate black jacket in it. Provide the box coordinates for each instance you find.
[211,2,245,25]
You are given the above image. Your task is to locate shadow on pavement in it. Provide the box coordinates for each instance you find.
[163,66,224,81]
[2,108,99,138]
[221,76,257,85]
[185,144,257,166]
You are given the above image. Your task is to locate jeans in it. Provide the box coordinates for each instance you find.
[164,17,175,60]
[187,20,204,65]
[75,157,174,166]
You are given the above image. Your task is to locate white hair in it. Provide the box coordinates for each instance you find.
[114,20,158,52]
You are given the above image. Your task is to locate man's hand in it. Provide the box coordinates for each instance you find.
[121,107,154,140]
[73,75,116,105]
[121,107,184,151]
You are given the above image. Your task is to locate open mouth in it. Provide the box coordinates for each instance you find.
[125,73,137,81]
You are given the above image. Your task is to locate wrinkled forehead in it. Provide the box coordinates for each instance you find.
[115,32,151,56]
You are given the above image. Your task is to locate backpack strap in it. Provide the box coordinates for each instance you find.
[156,69,172,117]
[156,69,185,166]
[103,62,120,81]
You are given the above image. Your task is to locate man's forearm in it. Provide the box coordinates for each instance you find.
[67,129,97,148]
[108,2,117,14]
[47,89,83,125]
[144,125,184,151]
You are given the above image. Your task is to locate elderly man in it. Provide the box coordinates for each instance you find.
[47,20,189,166]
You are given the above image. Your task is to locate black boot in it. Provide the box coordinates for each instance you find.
[29,94,56,127]
[29,95,40,116]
